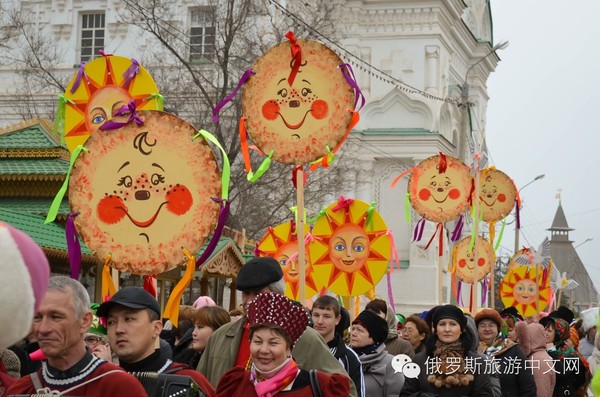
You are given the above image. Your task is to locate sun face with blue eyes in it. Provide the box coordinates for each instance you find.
[86,85,132,133]
[328,224,369,273]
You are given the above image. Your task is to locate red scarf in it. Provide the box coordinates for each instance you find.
[250,358,298,397]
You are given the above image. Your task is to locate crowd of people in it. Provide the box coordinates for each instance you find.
[0,255,599,396]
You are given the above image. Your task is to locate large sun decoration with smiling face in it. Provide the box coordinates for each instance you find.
[452,236,494,284]
[308,199,390,296]
[478,167,517,223]
[408,154,473,223]
[256,221,316,300]
[63,55,160,152]
[242,38,354,165]
[500,265,550,317]
[68,111,221,275]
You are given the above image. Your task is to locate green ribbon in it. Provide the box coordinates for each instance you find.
[365,201,377,231]
[289,206,307,224]
[308,205,328,224]
[248,150,273,182]
[192,130,230,200]
[468,208,484,251]
[404,193,411,224]
[53,94,75,145]
[494,217,507,251]
[144,93,164,111]
[45,145,87,224]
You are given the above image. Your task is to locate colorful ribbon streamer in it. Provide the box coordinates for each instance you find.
[332,195,354,212]
[308,111,360,172]
[196,198,230,269]
[308,206,328,224]
[248,150,274,182]
[493,217,507,251]
[163,249,195,327]
[143,93,164,111]
[192,129,231,200]
[99,100,143,130]
[412,218,426,242]
[122,58,140,87]
[285,31,302,86]
[101,255,116,301]
[70,61,88,94]
[143,275,157,298]
[53,94,75,143]
[65,212,82,280]
[212,68,255,122]
[365,202,377,231]
[339,63,366,111]
[45,145,87,224]
[451,215,464,242]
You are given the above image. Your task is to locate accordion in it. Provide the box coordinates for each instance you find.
[131,372,201,397]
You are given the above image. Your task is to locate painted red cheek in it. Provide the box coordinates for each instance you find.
[459,259,466,268]
[419,188,431,201]
[97,196,127,224]
[262,100,279,120]
[448,188,460,199]
[477,258,486,267]
[165,184,193,215]
[498,193,506,202]
[311,99,328,119]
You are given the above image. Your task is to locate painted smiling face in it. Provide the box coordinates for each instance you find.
[500,265,550,317]
[478,168,517,223]
[513,279,538,304]
[69,111,221,274]
[328,223,370,274]
[408,154,473,223]
[453,236,493,284]
[242,39,354,165]
[85,86,132,133]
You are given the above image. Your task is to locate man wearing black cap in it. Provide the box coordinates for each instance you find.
[97,287,215,397]
[196,256,357,397]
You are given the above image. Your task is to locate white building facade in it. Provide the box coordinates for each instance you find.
[0,0,502,314]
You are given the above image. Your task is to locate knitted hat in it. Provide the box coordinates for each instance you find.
[0,349,21,379]
[247,292,309,347]
[432,304,467,330]
[474,308,503,329]
[192,296,216,309]
[352,310,389,343]
[0,223,51,350]
[236,257,283,292]
[88,303,107,336]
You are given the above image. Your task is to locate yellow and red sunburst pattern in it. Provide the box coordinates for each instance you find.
[500,265,550,317]
[63,55,160,152]
[308,199,390,296]
[256,221,316,300]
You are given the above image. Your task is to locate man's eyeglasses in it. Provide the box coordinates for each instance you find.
[84,335,105,345]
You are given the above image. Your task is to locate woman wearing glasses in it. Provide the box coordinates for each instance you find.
[84,303,114,363]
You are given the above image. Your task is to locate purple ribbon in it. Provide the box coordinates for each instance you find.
[451,214,464,242]
[212,68,255,123]
[253,243,267,257]
[70,62,88,94]
[66,212,82,280]
[99,100,144,130]
[122,58,140,88]
[481,276,489,306]
[456,281,463,307]
[196,198,231,268]
[515,198,521,230]
[412,218,425,242]
[339,63,365,111]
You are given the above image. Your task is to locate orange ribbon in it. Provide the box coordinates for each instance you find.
[162,249,195,327]
[101,255,116,301]
[239,116,252,172]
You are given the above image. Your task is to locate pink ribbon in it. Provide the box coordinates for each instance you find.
[253,243,267,257]
[386,272,396,312]
[70,62,88,93]
[286,252,298,266]
[122,58,140,87]
[332,195,354,212]
[212,68,255,122]
[383,230,401,273]
[303,232,322,245]
[99,100,143,130]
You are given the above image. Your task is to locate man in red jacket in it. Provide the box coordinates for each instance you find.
[5,276,148,396]
[97,287,216,397]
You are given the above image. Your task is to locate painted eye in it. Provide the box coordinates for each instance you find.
[150,173,165,185]
[444,180,451,187]
[430,181,437,187]
[354,245,365,253]
[528,286,535,293]
[92,115,105,124]
[334,243,345,251]
[279,256,288,266]
[277,88,288,98]
[301,87,312,96]
[117,175,132,187]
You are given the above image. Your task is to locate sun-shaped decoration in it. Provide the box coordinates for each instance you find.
[63,55,160,152]
[500,265,550,317]
[256,220,317,300]
[308,198,390,296]
[408,153,473,223]
[478,167,517,223]
[451,236,494,284]
[68,111,221,275]
[242,36,354,165]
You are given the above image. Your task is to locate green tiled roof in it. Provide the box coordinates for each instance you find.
[0,158,69,175]
[0,124,62,149]
[196,237,245,264]
[0,208,91,254]
[0,198,70,217]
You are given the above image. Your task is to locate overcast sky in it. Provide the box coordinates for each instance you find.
[486,1,600,294]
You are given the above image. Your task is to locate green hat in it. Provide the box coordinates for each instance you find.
[88,303,107,336]
[396,313,406,325]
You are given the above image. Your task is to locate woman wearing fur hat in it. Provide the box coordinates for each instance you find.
[216,293,349,397]
[540,316,589,396]
[350,309,405,396]
[475,308,536,396]
[400,304,493,396]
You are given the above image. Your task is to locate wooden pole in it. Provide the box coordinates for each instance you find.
[471,169,481,313]
[296,167,306,306]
